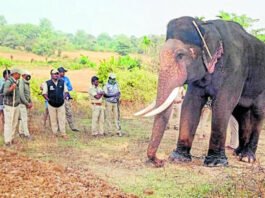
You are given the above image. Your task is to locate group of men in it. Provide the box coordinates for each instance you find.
[0,68,33,146]
[89,73,122,137]
[0,66,122,146]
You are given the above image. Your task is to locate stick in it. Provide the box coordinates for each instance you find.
[192,21,212,59]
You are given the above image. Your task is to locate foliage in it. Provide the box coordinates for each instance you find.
[97,56,157,103]
[218,11,259,29]
[0,16,165,57]
[217,11,265,43]
[30,78,44,101]
[79,55,97,68]
[0,57,12,68]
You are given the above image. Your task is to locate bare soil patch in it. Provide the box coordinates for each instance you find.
[0,148,137,198]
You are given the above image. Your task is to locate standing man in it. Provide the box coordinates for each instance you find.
[89,76,104,136]
[58,66,79,132]
[167,86,185,130]
[104,73,122,137]
[18,70,33,139]
[3,69,21,146]
[0,69,11,131]
[42,69,68,139]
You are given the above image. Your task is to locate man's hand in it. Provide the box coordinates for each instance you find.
[27,103,33,109]
[9,83,17,92]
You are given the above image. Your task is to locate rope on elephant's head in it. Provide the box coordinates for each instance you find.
[192,20,212,59]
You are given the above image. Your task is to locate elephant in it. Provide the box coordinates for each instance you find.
[135,16,265,167]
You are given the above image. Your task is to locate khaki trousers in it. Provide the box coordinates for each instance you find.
[91,105,104,135]
[4,105,20,144]
[48,103,66,135]
[65,99,76,130]
[168,103,181,129]
[19,104,30,136]
[197,106,212,137]
[228,116,239,148]
[105,102,121,134]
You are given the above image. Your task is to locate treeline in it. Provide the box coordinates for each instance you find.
[0,16,165,57]
[0,12,264,58]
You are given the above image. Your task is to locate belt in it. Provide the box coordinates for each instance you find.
[92,103,102,106]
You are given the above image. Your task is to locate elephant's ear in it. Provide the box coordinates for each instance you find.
[201,23,224,73]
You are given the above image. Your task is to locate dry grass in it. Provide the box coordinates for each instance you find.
[1,99,265,197]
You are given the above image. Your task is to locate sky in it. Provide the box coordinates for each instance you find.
[0,0,265,36]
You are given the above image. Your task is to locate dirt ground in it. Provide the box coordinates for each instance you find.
[0,148,137,198]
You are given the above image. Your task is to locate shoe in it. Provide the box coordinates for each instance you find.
[72,129,79,132]
[25,135,34,141]
[19,134,26,138]
[4,142,12,147]
[61,134,69,140]
[116,131,122,137]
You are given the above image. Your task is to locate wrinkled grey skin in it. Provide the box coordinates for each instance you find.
[148,16,265,167]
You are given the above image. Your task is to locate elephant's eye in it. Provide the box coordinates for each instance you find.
[176,53,184,60]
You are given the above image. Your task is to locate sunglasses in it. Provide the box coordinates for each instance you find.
[52,72,59,75]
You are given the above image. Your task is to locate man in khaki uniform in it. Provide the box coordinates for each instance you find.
[103,73,122,136]
[42,69,68,139]
[3,68,21,146]
[89,76,104,136]
[18,70,33,139]
[167,86,186,130]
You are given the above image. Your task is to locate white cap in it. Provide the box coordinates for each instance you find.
[22,70,31,75]
[109,73,116,79]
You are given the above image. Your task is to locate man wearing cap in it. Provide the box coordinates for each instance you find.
[42,69,68,139]
[58,66,79,132]
[103,73,122,137]
[3,68,21,146]
[18,70,33,139]
[89,76,104,136]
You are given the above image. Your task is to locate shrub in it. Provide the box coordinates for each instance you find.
[0,57,12,68]
[79,55,96,68]
[97,56,157,103]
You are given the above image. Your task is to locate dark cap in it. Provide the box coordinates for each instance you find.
[58,66,67,73]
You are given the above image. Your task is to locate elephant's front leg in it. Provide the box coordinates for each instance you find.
[169,90,206,162]
[204,99,232,166]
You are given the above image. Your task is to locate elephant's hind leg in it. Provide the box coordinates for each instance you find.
[233,106,263,163]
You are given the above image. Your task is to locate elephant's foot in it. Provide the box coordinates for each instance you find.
[234,147,256,163]
[204,150,228,167]
[147,156,165,168]
[168,149,192,163]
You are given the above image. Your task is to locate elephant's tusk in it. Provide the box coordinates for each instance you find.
[134,101,156,116]
[144,87,179,117]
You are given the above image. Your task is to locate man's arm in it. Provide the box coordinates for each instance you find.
[3,79,16,95]
[19,80,30,106]
[42,82,49,101]
[65,76,73,92]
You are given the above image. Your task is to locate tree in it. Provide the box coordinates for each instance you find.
[113,34,131,56]
[0,15,7,26]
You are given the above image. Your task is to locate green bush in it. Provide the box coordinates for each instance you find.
[30,78,44,101]
[79,55,97,68]
[97,56,157,103]
[0,57,12,68]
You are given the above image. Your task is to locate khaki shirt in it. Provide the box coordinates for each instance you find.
[3,77,20,107]
[19,78,31,106]
[89,85,103,104]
